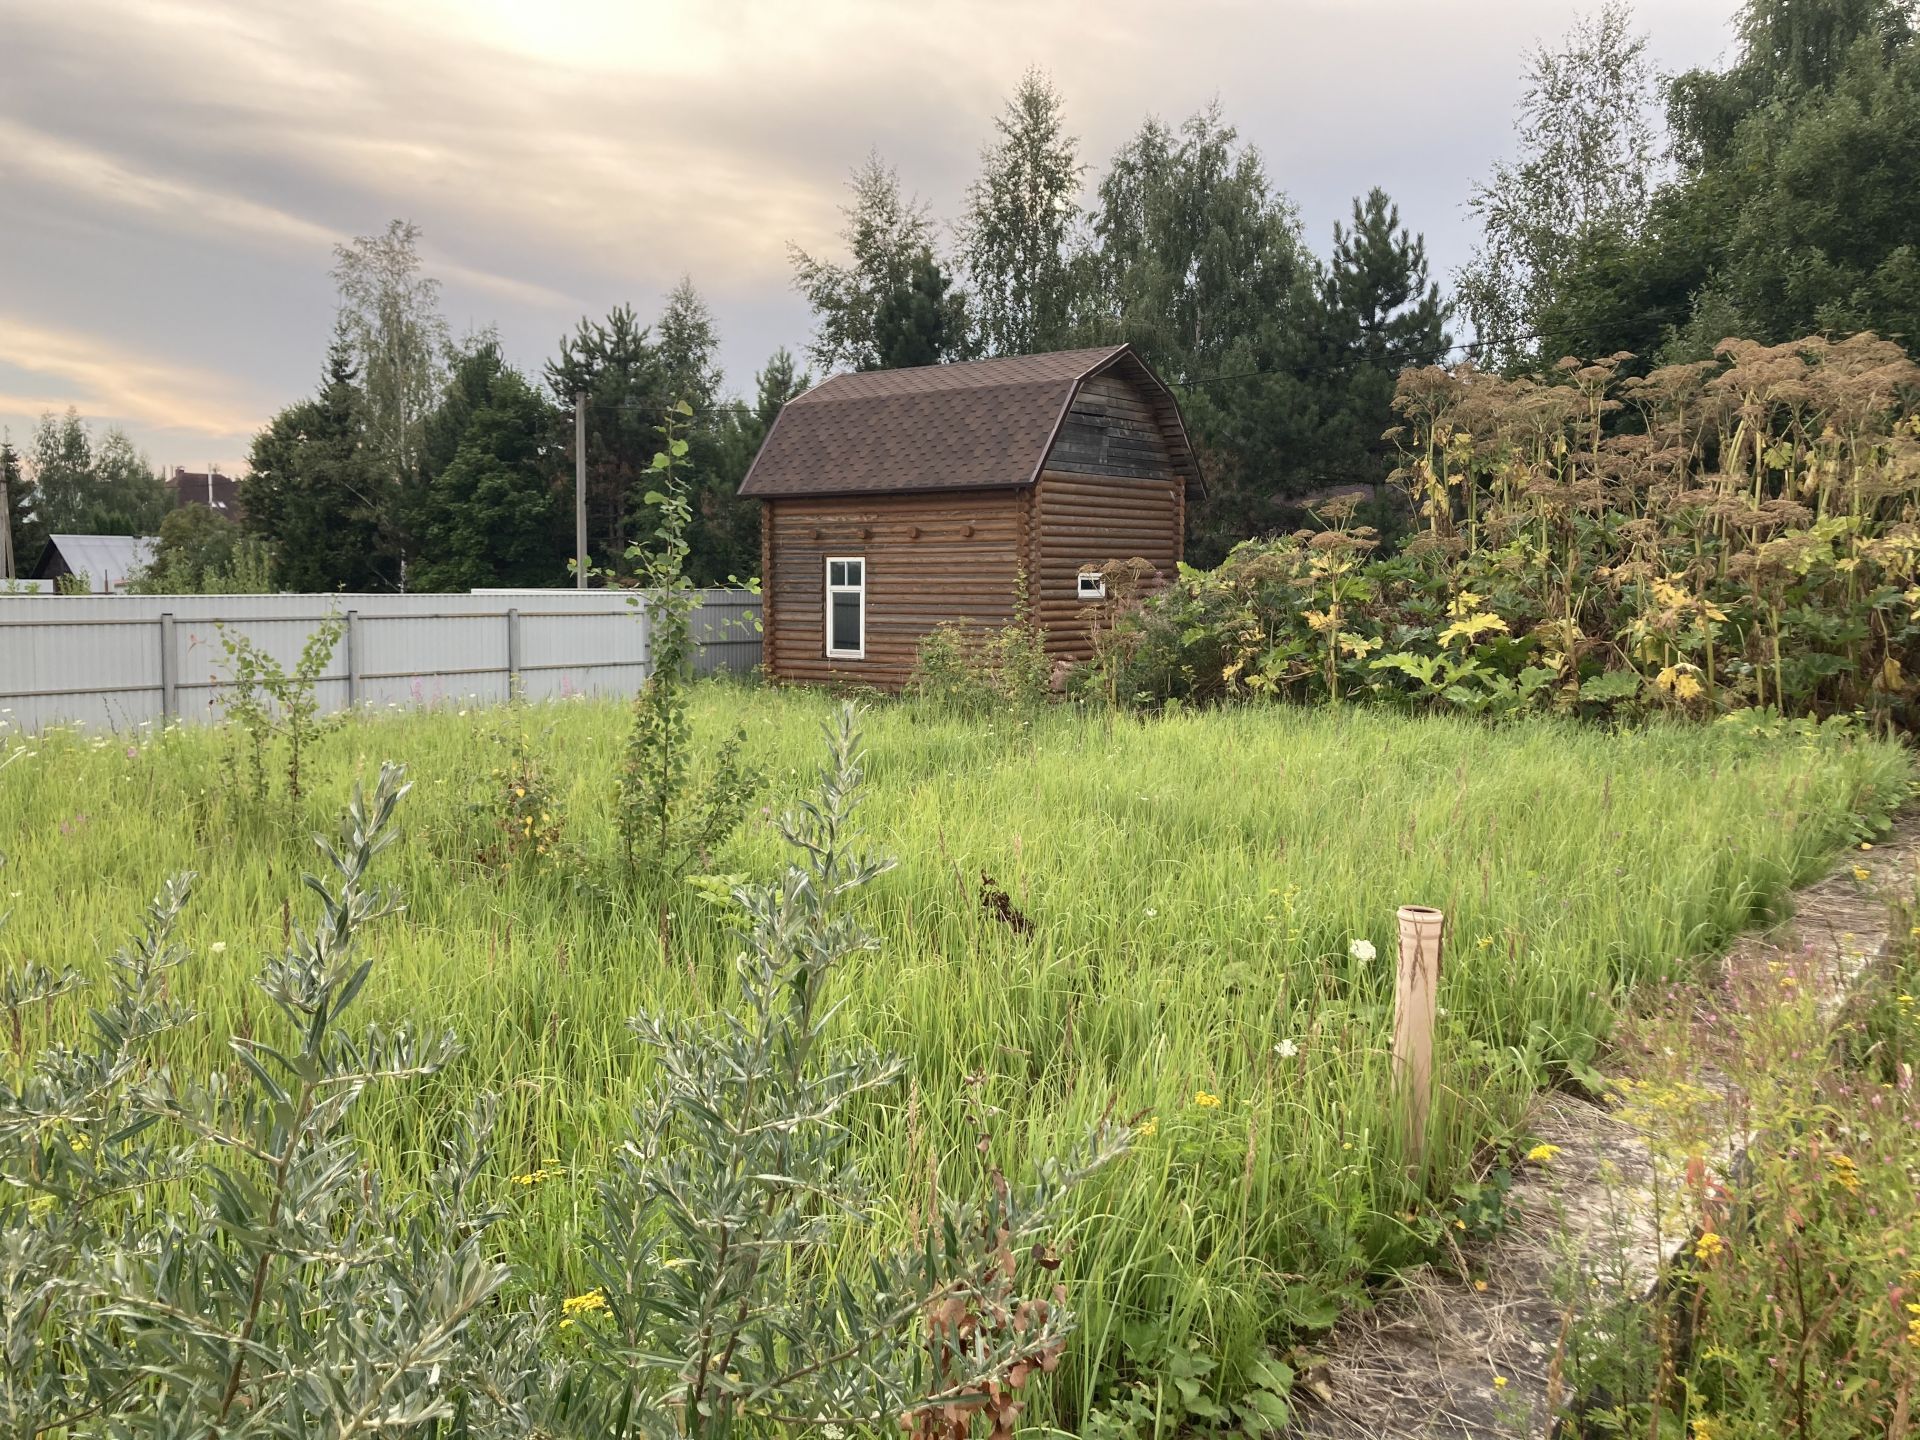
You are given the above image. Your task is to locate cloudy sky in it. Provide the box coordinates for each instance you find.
[1,0,1738,475]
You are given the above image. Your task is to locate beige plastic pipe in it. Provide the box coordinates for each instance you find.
[1394,905,1446,1174]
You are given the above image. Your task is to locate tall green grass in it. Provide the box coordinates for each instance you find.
[0,689,1905,1425]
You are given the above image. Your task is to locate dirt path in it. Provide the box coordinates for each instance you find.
[1290,814,1917,1440]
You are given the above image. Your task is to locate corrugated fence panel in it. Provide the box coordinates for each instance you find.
[0,590,760,734]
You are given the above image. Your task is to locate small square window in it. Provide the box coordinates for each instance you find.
[1077,571,1106,600]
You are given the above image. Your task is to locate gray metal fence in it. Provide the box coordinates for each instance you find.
[0,590,760,734]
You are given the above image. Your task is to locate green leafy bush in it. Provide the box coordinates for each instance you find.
[1093,334,1920,725]
[908,588,1052,716]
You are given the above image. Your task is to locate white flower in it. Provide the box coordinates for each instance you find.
[1348,938,1376,963]
[1274,1039,1299,1059]
[208,942,227,955]
[1144,907,1158,918]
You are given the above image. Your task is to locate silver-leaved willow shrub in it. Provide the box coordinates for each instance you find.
[0,705,1123,1438]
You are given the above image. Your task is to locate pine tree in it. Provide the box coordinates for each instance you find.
[1317,189,1453,489]
[958,68,1085,355]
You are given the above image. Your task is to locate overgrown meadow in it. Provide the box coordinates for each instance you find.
[0,686,1907,1427]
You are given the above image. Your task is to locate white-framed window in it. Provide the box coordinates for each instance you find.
[1077,571,1107,601]
[825,556,866,659]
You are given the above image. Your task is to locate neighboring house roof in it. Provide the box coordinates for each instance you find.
[739,344,1199,499]
[30,535,158,591]
[166,468,240,511]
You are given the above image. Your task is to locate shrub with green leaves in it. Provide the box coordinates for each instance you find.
[1092,334,1920,725]
[0,707,1114,1437]
[615,402,758,884]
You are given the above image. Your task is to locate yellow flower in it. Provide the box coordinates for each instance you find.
[1473,1279,1488,1293]
[563,1288,609,1318]
[1525,1143,1561,1164]
[1693,1418,1723,1440]
[1693,1229,1725,1263]
[1492,1375,1508,1390]
[1136,1117,1158,1138]
[512,1166,562,1187]
[1852,866,1872,881]
[1192,1091,1222,1109]
[1827,1153,1861,1195]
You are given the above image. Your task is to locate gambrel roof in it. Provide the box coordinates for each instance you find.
[739,344,1198,499]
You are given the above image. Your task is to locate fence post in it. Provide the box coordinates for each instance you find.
[1393,905,1445,1175]
[158,612,177,721]
[506,607,522,698]
[345,609,362,708]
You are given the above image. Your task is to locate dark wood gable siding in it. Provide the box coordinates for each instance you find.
[763,490,1024,688]
[1032,370,1183,659]
[1045,372,1180,481]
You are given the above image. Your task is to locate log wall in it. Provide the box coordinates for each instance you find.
[762,489,1023,687]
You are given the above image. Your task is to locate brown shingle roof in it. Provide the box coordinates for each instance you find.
[739,344,1197,498]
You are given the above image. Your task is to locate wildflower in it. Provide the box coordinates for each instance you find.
[1136,1117,1158,1138]
[1525,1143,1561,1164]
[1492,1375,1509,1390]
[1693,1229,1725,1263]
[1348,938,1376,963]
[1693,1418,1723,1440]
[1826,1153,1861,1195]
[209,942,227,955]
[561,1288,609,1328]
[1852,866,1871,882]
[1143,907,1157,918]
[512,1166,560,1187]
[1274,1039,1299,1059]
[1860,842,1874,851]
[1906,1301,1920,1349]
[1192,1091,1221,1109]
[1473,1279,1488,1293]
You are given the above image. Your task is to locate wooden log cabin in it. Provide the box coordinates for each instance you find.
[740,344,1198,688]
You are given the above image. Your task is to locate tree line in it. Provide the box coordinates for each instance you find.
[8,0,1916,592]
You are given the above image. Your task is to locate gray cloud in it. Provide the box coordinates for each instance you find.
[0,0,1737,474]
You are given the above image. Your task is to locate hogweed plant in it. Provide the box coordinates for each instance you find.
[0,709,1117,1437]
[1091,332,1920,725]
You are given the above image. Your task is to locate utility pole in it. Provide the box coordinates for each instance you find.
[1,473,13,581]
[574,391,588,589]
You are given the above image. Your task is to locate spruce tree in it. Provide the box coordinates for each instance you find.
[1,438,44,580]
[242,336,394,591]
